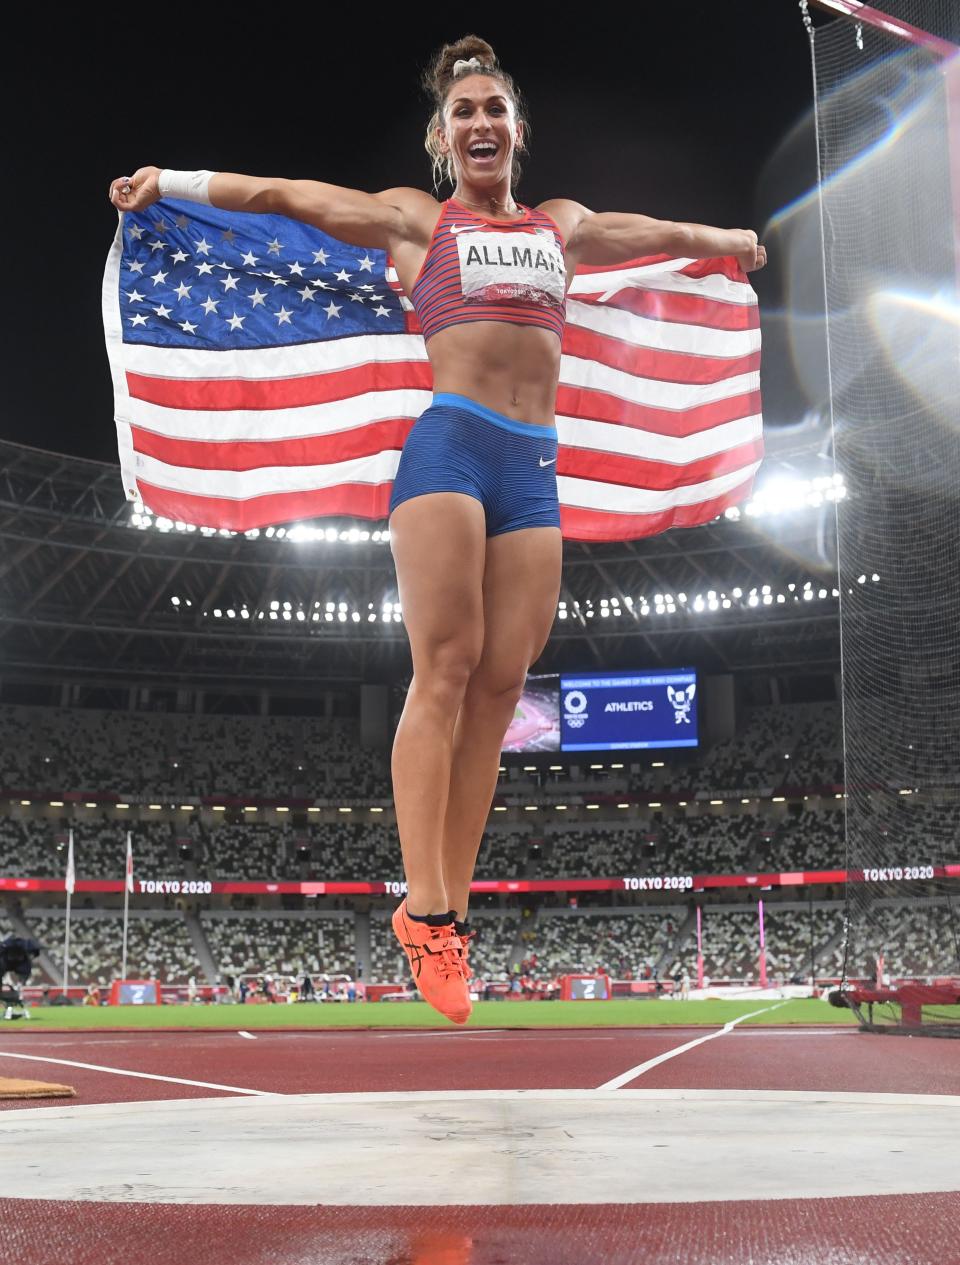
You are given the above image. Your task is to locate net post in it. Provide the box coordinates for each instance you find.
[757,899,768,988]
[695,904,704,989]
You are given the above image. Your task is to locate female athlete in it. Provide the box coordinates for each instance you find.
[109,34,766,1025]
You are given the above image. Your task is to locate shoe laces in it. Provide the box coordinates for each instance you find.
[426,928,466,979]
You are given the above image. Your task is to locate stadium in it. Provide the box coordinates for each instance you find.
[1,4,959,1264]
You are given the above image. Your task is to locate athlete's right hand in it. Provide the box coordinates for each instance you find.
[108,166,162,213]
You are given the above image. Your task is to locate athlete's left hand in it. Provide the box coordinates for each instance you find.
[737,231,768,273]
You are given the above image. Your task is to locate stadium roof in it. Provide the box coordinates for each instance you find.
[0,439,841,688]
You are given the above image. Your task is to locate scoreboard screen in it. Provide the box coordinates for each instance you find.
[559,670,698,752]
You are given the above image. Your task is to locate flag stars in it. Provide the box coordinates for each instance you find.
[170,249,189,264]
[126,289,145,304]
[178,319,198,334]
[266,237,283,255]
[311,247,328,265]
[152,218,168,234]
[154,304,172,319]
[129,313,149,327]
[274,306,293,325]
[174,281,192,301]
[373,305,391,318]
[128,224,145,240]
[148,240,165,253]
[298,286,317,302]
[226,312,246,331]
[174,214,190,229]
[323,301,342,320]
[240,250,259,268]
[219,273,240,291]
[287,261,305,276]
[150,269,168,286]
[194,261,215,276]
[128,260,146,275]
[334,268,352,283]
[200,296,220,315]
[221,228,237,243]
[194,237,213,256]
[348,292,365,303]
[357,254,376,272]
[249,288,268,308]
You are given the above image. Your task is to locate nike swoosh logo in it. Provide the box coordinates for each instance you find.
[539,456,556,467]
[449,224,480,235]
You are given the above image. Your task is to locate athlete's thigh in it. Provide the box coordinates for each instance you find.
[389,492,487,670]
[474,526,563,686]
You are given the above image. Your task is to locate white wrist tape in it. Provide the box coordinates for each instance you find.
[158,169,216,205]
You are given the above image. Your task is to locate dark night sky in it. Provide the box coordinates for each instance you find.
[2,3,827,465]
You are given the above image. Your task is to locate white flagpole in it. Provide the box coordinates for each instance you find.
[62,828,75,999]
[121,831,133,979]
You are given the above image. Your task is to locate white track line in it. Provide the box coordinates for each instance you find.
[372,1029,510,1038]
[0,1049,277,1097]
[596,1002,788,1090]
[237,1031,257,1040]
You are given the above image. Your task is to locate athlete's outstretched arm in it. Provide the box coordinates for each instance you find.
[107,166,435,252]
[544,199,767,273]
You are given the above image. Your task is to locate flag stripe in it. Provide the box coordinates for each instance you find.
[132,446,759,509]
[125,361,759,427]
[556,383,762,438]
[567,297,761,355]
[136,479,396,534]
[127,361,434,411]
[561,322,761,384]
[556,438,765,492]
[575,285,761,331]
[558,480,755,541]
[130,412,762,475]
[130,418,414,472]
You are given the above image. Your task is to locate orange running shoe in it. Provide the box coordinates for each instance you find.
[392,899,472,1025]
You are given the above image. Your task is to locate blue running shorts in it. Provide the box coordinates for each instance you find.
[388,392,561,537]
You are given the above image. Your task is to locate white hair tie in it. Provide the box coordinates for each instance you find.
[453,56,485,75]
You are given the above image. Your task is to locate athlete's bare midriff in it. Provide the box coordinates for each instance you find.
[427,321,562,427]
[388,193,569,428]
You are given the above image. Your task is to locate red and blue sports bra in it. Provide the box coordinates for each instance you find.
[409,197,567,342]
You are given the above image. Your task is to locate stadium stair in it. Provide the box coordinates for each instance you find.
[354,909,370,982]
[653,906,698,980]
[508,907,536,973]
[183,912,218,984]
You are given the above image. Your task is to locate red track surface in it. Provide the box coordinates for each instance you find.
[3,1195,959,1265]
[1,1025,958,1264]
[2,1026,958,1106]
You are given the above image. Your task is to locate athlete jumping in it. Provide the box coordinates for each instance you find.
[109,34,766,1025]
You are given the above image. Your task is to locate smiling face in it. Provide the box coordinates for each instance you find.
[438,73,523,193]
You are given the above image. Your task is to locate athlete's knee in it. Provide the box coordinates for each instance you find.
[465,663,528,712]
[416,637,484,707]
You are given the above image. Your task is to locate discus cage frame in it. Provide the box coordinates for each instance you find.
[801,0,960,1036]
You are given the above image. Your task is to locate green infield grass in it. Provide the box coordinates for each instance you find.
[1,997,867,1031]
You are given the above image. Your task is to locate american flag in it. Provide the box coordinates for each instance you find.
[103,199,762,541]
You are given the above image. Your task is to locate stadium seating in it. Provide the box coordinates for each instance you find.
[24,911,199,985]
[200,912,355,978]
[526,911,675,975]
